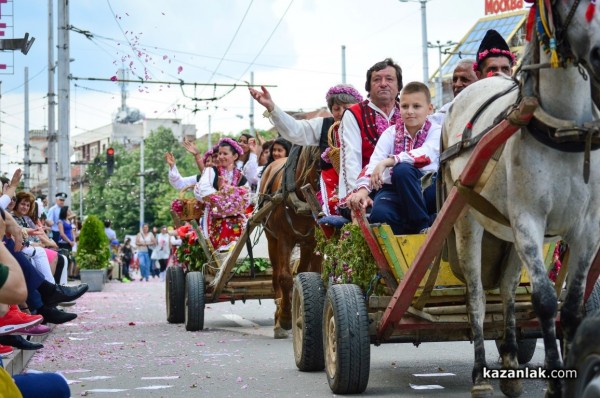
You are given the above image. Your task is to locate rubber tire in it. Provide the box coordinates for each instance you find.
[166,266,185,324]
[184,271,205,331]
[494,338,537,365]
[292,272,325,371]
[564,316,600,397]
[323,284,370,394]
[585,279,600,315]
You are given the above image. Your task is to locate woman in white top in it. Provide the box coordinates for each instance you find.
[135,224,156,281]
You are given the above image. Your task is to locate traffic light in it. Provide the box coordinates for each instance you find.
[106,147,115,175]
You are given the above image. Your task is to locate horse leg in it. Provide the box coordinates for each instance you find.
[498,245,524,397]
[267,229,288,339]
[512,220,561,398]
[297,238,319,274]
[454,214,493,397]
[276,237,294,332]
[559,235,599,359]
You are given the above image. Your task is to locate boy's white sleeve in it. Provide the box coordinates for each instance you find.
[268,105,323,146]
[355,126,396,190]
[339,111,363,199]
[0,194,10,210]
[168,164,198,190]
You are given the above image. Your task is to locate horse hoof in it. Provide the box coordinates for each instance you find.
[279,317,292,331]
[471,383,494,398]
[273,327,288,339]
[500,379,523,397]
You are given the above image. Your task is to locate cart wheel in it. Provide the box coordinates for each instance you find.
[166,266,185,324]
[495,338,537,364]
[585,279,600,315]
[292,272,325,372]
[185,271,205,331]
[564,316,600,397]
[323,284,370,394]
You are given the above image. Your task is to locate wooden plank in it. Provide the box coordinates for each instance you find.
[300,184,335,239]
[372,225,405,280]
[210,223,256,301]
[376,98,538,342]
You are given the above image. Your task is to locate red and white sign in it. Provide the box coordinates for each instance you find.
[485,0,524,15]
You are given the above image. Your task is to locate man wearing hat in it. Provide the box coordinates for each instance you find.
[473,29,516,78]
[47,192,67,244]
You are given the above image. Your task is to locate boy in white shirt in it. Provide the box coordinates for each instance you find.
[346,82,440,234]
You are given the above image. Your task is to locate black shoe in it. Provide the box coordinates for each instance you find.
[42,284,89,307]
[0,335,44,350]
[37,306,77,325]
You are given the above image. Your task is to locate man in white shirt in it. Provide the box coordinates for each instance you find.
[46,192,67,244]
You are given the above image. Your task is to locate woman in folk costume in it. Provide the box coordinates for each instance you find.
[193,138,250,251]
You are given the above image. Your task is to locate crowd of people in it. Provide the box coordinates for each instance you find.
[160,29,515,254]
[0,172,89,396]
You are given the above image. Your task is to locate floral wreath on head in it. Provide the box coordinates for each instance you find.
[325,85,363,103]
[219,137,244,156]
[202,149,213,165]
[472,48,516,72]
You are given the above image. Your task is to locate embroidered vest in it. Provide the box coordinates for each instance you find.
[347,100,396,167]
[319,117,335,170]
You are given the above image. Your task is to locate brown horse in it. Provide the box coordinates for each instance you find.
[258,146,322,339]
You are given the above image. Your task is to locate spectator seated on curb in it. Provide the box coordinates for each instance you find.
[0,210,70,397]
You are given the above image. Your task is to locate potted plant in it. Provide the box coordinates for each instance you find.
[75,215,111,291]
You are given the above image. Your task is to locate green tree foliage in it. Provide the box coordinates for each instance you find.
[75,214,110,269]
[82,127,197,238]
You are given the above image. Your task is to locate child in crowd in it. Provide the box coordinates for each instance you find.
[347,82,440,234]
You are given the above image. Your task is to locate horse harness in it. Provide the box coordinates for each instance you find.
[258,145,319,239]
[439,0,600,227]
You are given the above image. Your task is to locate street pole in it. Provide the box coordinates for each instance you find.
[57,0,71,201]
[207,114,212,149]
[249,71,255,139]
[437,46,443,109]
[399,0,429,83]
[47,0,56,200]
[139,139,144,230]
[419,1,429,84]
[341,45,347,84]
[24,67,30,191]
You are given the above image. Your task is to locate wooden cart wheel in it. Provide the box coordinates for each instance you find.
[323,284,370,394]
[166,266,185,324]
[494,338,537,365]
[185,271,205,331]
[565,316,600,397]
[292,272,325,371]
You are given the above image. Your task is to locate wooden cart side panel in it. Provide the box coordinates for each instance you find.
[372,225,406,280]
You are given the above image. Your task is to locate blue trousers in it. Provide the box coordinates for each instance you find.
[13,373,70,398]
[369,163,436,235]
[138,251,150,280]
[3,238,44,311]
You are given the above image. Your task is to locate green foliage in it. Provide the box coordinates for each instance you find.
[233,258,271,274]
[75,215,110,269]
[176,234,208,272]
[316,224,385,296]
[81,126,197,238]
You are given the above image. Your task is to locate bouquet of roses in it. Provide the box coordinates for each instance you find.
[208,185,249,218]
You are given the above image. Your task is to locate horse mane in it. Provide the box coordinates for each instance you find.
[296,146,320,188]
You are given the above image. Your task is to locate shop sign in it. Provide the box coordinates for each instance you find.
[485,0,524,15]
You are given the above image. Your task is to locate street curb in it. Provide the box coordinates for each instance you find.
[3,327,54,375]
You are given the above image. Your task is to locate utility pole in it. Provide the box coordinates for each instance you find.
[207,114,212,149]
[57,0,71,201]
[24,67,30,190]
[341,45,347,84]
[427,40,456,109]
[47,0,56,200]
[139,139,144,229]
[249,71,255,138]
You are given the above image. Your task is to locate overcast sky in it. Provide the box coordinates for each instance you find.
[0,0,521,174]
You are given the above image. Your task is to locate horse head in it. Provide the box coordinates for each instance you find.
[554,0,600,84]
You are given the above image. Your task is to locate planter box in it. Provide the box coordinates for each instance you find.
[80,269,106,292]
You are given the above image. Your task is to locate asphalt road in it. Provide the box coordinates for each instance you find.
[24,272,556,398]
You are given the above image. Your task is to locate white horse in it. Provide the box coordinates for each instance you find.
[442,1,600,397]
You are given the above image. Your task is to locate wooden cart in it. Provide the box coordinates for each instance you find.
[291,99,600,395]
